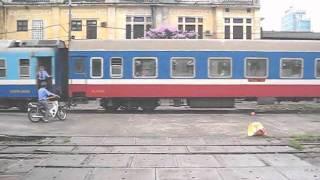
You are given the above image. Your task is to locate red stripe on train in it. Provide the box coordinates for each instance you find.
[69,84,320,97]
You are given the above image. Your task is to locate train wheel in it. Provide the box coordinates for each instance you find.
[140,100,158,112]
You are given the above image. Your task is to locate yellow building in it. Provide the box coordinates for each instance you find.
[0,0,261,42]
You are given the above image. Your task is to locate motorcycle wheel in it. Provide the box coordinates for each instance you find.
[28,109,42,123]
[57,108,67,120]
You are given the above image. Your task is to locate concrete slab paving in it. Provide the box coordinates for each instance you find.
[111,146,187,153]
[203,137,241,145]
[257,154,312,167]
[69,137,105,145]
[71,146,96,153]
[176,155,221,168]
[258,145,296,153]
[157,168,222,180]
[277,166,320,180]
[0,147,38,153]
[35,146,75,153]
[5,159,44,174]
[92,146,113,153]
[187,146,226,153]
[215,154,266,167]
[218,167,288,180]
[132,155,177,168]
[38,155,88,167]
[0,159,20,173]
[167,137,206,145]
[91,168,155,180]
[24,168,93,180]
[0,175,22,180]
[102,137,135,145]
[135,137,169,145]
[88,154,132,167]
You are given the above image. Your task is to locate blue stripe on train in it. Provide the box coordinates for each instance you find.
[0,85,37,98]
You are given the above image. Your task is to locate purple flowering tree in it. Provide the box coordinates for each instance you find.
[146,26,197,39]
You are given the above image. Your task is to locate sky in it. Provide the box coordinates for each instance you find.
[260,0,320,32]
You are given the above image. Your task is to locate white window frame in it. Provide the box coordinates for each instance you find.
[224,17,252,40]
[126,15,152,39]
[110,57,123,78]
[315,58,320,78]
[132,57,158,78]
[0,59,6,78]
[244,57,269,78]
[170,57,196,78]
[208,57,232,78]
[178,16,203,39]
[90,57,104,78]
[19,59,30,79]
[280,58,304,79]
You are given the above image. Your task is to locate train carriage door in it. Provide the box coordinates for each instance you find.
[37,57,52,88]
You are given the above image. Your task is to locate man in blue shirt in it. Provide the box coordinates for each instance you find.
[38,82,57,122]
[37,66,51,89]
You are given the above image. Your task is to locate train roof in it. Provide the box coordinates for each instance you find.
[69,39,320,52]
[0,40,66,49]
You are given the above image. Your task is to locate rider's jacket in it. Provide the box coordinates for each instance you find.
[38,88,55,101]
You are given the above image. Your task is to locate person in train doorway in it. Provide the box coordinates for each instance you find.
[38,81,58,122]
[37,66,51,89]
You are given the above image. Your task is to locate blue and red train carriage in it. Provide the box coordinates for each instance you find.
[1,39,320,111]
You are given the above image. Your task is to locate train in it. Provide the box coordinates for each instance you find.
[1,39,320,111]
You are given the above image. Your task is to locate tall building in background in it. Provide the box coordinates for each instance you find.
[281,7,311,32]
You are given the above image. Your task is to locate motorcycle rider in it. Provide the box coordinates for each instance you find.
[38,81,58,122]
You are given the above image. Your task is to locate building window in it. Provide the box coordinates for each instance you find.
[0,60,6,78]
[245,58,268,78]
[208,58,232,78]
[171,58,195,78]
[32,20,43,40]
[233,26,243,39]
[110,57,123,78]
[281,58,303,78]
[75,58,85,73]
[133,58,157,78]
[19,59,30,78]
[87,20,97,39]
[178,17,203,39]
[17,20,28,32]
[224,18,252,40]
[126,16,152,39]
[72,20,82,31]
[316,59,320,78]
[90,57,103,78]
[225,26,230,39]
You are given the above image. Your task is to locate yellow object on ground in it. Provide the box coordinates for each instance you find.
[248,122,266,136]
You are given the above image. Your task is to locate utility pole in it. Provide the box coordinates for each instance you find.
[68,0,72,43]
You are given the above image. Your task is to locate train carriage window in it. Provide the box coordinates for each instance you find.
[171,58,195,78]
[110,57,123,78]
[208,58,232,78]
[0,60,6,78]
[90,57,103,78]
[75,58,85,74]
[245,58,268,78]
[133,58,157,78]
[280,58,303,78]
[316,59,320,78]
[19,59,30,78]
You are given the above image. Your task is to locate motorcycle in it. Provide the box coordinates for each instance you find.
[27,95,68,122]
